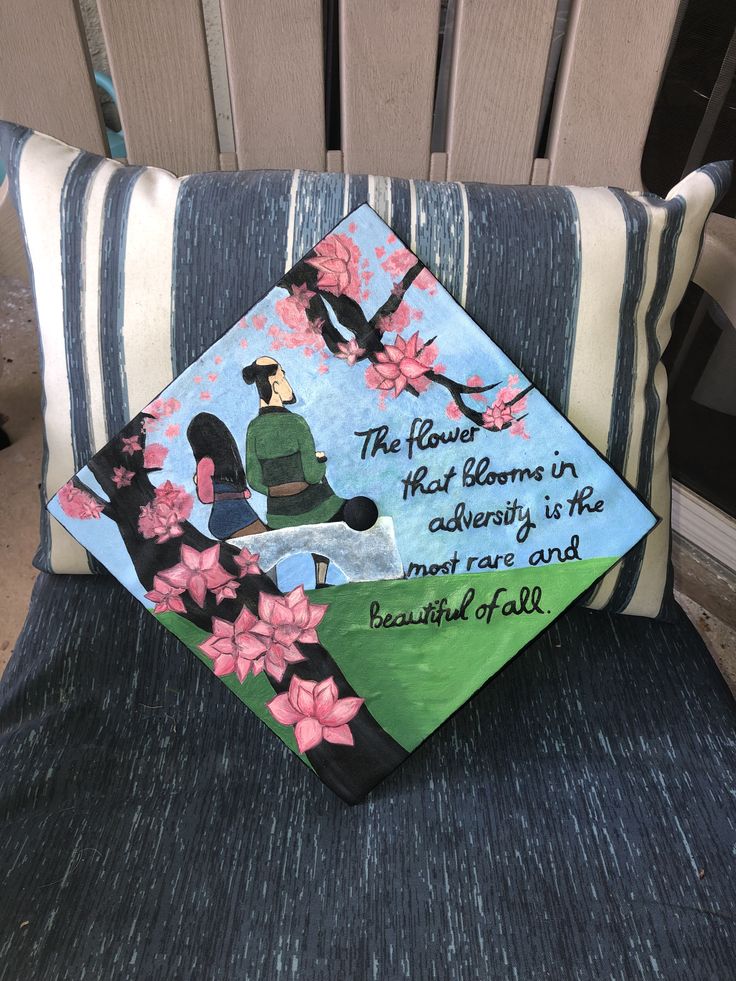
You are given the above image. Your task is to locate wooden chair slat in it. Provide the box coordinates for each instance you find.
[0,0,106,153]
[220,0,325,172]
[339,0,442,180]
[546,0,682,189]
[445,0,558,184]
[97,0,220,175]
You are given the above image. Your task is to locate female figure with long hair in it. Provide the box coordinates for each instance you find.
[186,412,268,539]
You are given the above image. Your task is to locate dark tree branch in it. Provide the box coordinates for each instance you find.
[368,260,424,329]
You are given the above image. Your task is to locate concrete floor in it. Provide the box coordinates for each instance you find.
[0,276,734,694]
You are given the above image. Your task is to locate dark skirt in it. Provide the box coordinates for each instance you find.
[207,483,261,539]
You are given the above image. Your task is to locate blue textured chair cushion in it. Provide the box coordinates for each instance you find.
[1,577,734,979]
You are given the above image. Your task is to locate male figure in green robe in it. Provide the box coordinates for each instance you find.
[244,357,375,586]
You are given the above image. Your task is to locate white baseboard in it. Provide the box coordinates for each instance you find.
[672,480,736,572]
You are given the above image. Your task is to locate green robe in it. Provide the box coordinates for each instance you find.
[245,407,345,530]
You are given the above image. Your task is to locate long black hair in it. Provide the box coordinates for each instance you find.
[186,412,246,486]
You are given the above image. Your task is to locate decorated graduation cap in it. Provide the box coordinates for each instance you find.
[49,205,656,803]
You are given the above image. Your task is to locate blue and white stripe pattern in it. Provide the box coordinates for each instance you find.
[0,122,729,618]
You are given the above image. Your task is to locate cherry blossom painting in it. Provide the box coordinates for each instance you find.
[48,205,657,803]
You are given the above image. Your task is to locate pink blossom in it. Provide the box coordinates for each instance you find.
[445,401,462,420]
[121,435,141,455]
[198,608,270,683]
[112,466,135,488]
[240,338,248,348]
[208,373,218,382]
[375,246,386,259]
[200,391,211,401]
[335,338,365,366]
[381,247,416,280]
[142,417,158,434]
[57,481,104,520]
[165,424,180,439]
[267,675,363,753]
[144,575,187,614]
[349,222,357,233]
[146,397,179,418]
[143,442,169,470]
[137,480,193,543]
[258,584,328,648]
[214,355,222,365]
[482,374,530,437]
[158,543,237,608]
[290,282,316,309]
[305,234,361,300]
[253,314,267,331]
[414,268,438,295]
[365,331,438,398]
[194,375,202,384]
[212,579,240,604]
[482,397,515,431]
[467,374,488,403]
[233,547,261,577]
[318,364,328,374]
[387,233,396,244]
[275,294,309,331]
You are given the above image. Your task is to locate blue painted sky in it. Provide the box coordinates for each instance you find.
[49,204,656,601]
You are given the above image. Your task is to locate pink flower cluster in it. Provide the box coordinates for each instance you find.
[57,481,104,520]
[144,396,181,419]
[268,675,363,753]
[138,480,194,543]
[365,331,438,398]
[157,543,239,608]
[380,247,416,280]
[143,443,169,470]
[198,585,328,684]
[481,374,530,438]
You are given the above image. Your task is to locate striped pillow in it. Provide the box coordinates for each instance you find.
[1,122,729,618]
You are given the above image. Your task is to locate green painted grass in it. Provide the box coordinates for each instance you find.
[155,555,615,762]
[306,556,615,751]
[155,609,308,764]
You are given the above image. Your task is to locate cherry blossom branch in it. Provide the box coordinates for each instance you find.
[277,246,529,428]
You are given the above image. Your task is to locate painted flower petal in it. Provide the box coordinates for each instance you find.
[213,653,237,677]
[323,723,355,746]
[295,718,323,753]
[267,692,303,726]
[263,650,287,682]
[293,678,316,717]
[321,696,364,727]
[314,677,339,715]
